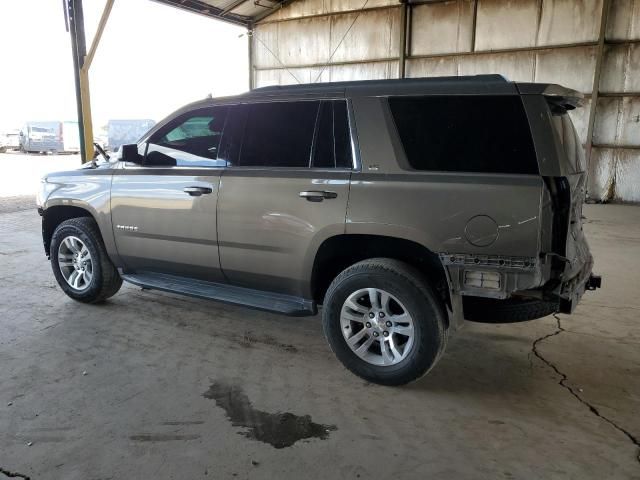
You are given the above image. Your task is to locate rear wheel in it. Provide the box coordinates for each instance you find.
[50,217,122,303]
[322,258,447,386]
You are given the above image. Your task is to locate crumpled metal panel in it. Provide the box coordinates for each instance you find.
[594,97,640,146]
[475,0,540,50]
[606,0,640,40]
[599,44,640,93]
[410,1,474,56]
[537,0,602,46]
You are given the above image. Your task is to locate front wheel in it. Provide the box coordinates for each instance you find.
[322,258,447,386]
[50,217,122,303]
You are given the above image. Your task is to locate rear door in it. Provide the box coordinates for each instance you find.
[217,100,353,298]
[111,106,228,282]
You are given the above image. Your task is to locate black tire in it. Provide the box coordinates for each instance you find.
[50,217,122,303]
[463,296,559,323]
[322,258,447,386]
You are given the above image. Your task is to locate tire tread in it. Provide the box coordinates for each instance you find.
[323,257,447,386]
[50,217,122,303]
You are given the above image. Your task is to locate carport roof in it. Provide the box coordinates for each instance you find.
[150,0,291,26]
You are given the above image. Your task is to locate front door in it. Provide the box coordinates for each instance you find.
[217,100,354,298]
[111,106,229,282]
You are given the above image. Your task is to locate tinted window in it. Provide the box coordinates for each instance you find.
[313,102,334,168]
[388,96,538,174]
[146,107,228,167]
[312,101,353,169]
[239,101,320,167]
[550,112,585,174]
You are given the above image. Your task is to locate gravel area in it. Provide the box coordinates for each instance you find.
[0,195,37,214]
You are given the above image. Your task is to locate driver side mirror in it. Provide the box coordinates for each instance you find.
[121,144,144,164]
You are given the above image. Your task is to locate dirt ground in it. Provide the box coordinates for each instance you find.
[0,167,639,478]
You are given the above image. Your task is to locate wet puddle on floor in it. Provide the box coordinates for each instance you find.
[203,381,336,448]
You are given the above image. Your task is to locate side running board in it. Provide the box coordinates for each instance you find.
[121,271,316,317]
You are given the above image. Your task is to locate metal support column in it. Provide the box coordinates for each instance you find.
[67,0,89,162]
[66,0,114,163]
[248,25,255,90]
[585,0,612,183]
[398,0,408,79]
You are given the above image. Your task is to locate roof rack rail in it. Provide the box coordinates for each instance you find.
[250,74,511,93]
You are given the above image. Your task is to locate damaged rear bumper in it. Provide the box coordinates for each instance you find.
[558,256,602,313]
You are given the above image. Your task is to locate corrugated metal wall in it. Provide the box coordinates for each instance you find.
[252,0,640,202]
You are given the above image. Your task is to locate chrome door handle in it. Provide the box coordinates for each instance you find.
[299,191,338,202]
[184,186,213,196]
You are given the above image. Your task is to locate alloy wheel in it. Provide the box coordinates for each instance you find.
[57,236,94,291]
[340,288,415,366]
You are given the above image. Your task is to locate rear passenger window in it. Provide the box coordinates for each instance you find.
[239,101,320,168]
[388,96,538,174]
[312,101,353,169]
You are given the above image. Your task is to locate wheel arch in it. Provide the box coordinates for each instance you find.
[42,205,96,256]
[311,234,450,309]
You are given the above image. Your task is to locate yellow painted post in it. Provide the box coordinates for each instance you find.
[78,0,115,163]
[79,68,94,162]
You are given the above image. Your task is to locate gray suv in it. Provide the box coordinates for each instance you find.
[37,75,601,386]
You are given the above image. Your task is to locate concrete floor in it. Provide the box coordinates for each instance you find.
[0,194,639,479]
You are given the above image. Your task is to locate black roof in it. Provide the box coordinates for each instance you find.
[244,74,518,98]
[251,74,508,92]
[172,75,581,121]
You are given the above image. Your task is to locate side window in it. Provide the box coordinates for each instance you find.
[239,101,320,168]
[313,103,334,168]
[146,106,228,167]
[388,96,538,175]
[312,101,353,169]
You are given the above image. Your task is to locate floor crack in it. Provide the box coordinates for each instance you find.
[0,467,31,479]
[532,314,640,464]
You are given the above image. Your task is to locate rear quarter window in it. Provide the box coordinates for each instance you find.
[550,111,585,174]
[388,95,538,175]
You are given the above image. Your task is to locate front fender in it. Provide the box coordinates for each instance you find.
[40,172,120,266]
